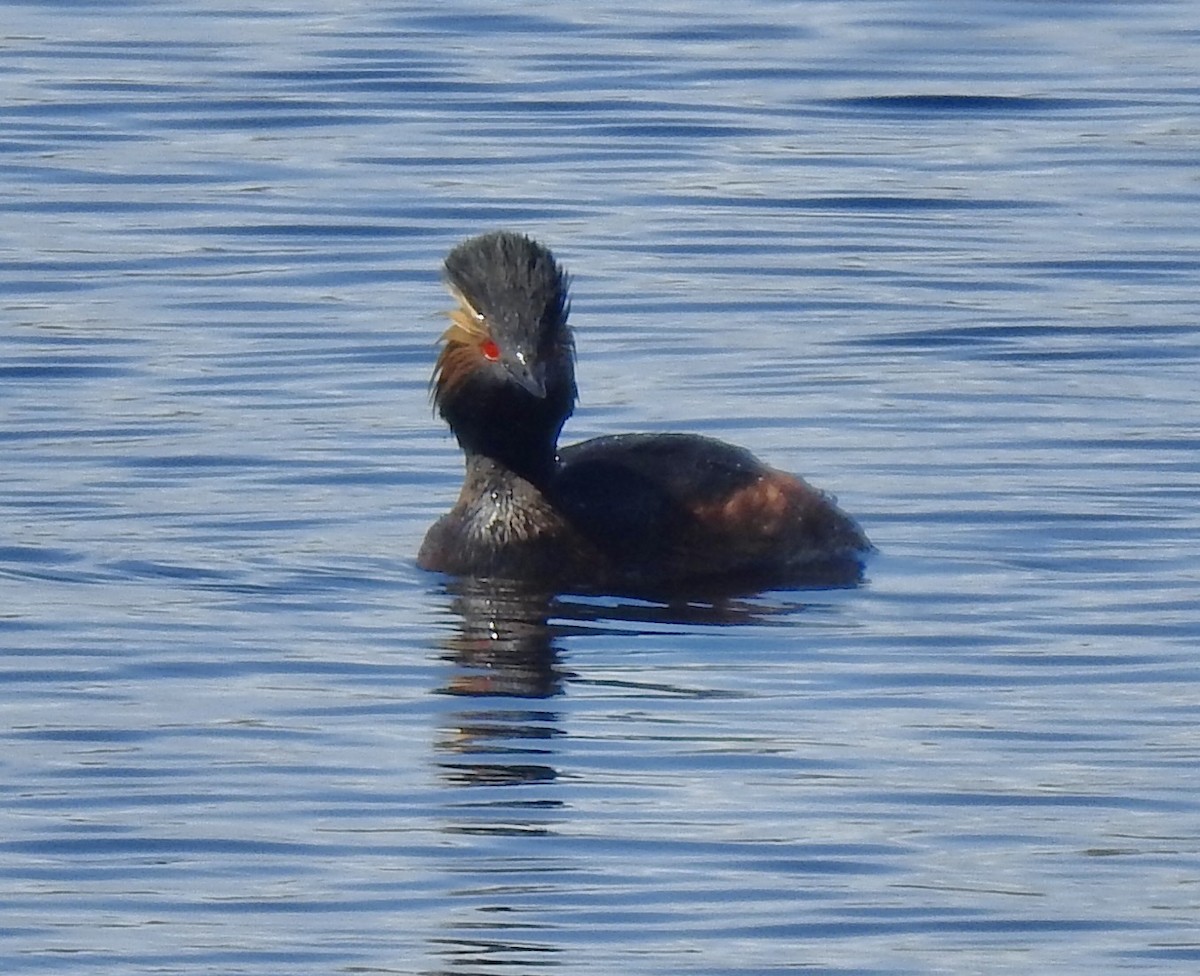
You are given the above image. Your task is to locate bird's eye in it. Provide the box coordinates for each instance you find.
[480,339,501,361]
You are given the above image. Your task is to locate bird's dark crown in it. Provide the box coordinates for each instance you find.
[431,231,577,484]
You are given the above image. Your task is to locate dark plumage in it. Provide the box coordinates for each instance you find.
[432,232,575,487]
[418,231,872,591]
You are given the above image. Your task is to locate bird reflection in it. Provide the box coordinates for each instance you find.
[425,575,840,974]
[435,578,566,700]
[432,577,566,797]
[429,576,834,792]
[431,575,828,704]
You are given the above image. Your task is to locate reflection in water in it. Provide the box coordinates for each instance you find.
[431,575,831,701]
[436,580,567,701]
[429,579,566,974]
[425,576,836,974]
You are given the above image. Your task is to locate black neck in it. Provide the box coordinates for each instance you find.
[458,430,558,488]
[441,386,568,490]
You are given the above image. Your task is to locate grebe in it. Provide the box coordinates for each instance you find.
[417,231,871,591]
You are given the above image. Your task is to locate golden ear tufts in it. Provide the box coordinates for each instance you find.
[431,340,480,405]
[439,286,490,345]
[431,288,494,407]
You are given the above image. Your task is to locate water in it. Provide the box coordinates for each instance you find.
[2,1,1198,973]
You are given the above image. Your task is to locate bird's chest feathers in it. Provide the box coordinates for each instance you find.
[461,481,561,549]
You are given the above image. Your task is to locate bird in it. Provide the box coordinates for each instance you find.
[417,230,872,593]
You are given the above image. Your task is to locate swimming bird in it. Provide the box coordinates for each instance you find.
[418,231,871,591]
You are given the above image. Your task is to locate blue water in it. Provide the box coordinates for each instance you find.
[3,2,1198,974]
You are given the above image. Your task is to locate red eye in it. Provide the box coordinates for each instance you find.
[480,339,500,361]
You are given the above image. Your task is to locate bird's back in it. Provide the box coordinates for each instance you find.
[553,433,871,587]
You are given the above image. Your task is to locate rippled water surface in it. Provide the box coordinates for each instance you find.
[3,2,1199,974]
